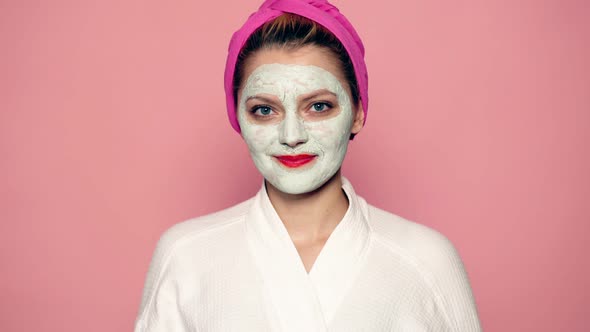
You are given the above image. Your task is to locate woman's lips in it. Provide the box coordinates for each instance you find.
[274,154,317,168]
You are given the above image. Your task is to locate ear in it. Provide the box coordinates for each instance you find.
[350,102,364,135]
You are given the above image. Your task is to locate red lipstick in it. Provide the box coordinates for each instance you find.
[274,154,317,168]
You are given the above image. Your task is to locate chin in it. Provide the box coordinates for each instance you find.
[274,183,321,195]
[266,170,340,195]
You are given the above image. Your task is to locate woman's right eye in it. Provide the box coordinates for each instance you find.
[251,106,273,116]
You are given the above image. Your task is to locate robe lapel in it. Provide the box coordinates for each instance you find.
[245,186,328,332]
[244,177,371,331]
[308,178,371,325]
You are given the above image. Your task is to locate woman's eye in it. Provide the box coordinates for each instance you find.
[252,106,273,116]
[310,102,331,112]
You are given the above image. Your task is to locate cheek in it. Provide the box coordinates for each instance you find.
[238,104,276,152]
[242,124,278,152]
[308,111,353,148]
[307,123,335,139]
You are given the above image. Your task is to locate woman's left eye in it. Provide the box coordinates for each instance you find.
[310,102,331,112]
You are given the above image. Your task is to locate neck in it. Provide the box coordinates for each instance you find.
[265,170,349,243]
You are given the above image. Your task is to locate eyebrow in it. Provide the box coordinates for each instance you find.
[245,89,337,104]
[299,89,337,103]
[245,95,278,103]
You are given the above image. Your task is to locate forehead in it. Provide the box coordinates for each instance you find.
[244,63,343,94]
[241,45,348,90]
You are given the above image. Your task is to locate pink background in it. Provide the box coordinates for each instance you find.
[1,0,589,331]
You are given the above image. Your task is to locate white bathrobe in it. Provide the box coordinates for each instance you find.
[134,178,482,331]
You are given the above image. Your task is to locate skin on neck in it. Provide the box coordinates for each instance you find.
[265,168,349,244]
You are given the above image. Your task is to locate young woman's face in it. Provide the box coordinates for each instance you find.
[237,45,363,195]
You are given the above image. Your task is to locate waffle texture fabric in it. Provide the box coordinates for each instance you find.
[135,178,482,331]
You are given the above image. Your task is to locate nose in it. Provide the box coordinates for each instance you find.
[278,112,308,148]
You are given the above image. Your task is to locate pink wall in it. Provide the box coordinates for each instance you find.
[1,0,588,331]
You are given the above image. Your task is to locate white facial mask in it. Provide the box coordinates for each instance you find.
[238,63,354,195]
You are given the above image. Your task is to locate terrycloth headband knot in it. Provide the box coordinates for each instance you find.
[224,0,369,134]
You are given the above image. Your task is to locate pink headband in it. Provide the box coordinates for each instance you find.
[223,0,369,133]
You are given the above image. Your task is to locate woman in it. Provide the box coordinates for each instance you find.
[134,0,482,331]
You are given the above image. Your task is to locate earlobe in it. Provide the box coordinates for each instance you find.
[351,103,365,134]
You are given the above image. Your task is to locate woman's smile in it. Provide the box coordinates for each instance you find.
[273,154,318,168]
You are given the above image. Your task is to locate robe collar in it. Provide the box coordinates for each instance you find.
[245,177,372,331]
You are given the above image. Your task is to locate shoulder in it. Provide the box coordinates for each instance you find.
[153,197,253,255]
[135,197,255,325]
[144,197,255,287]
[366,204,481,331]
[365,204,471,298]
[367,204,461,269]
